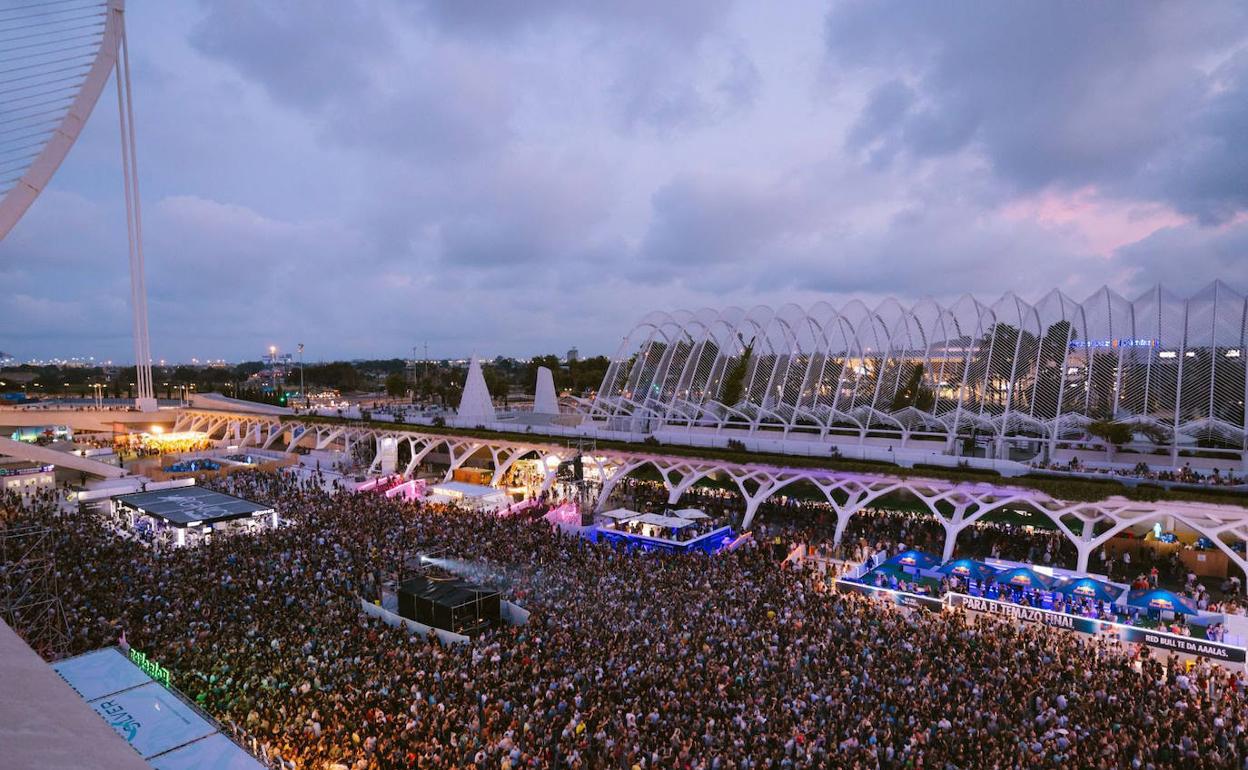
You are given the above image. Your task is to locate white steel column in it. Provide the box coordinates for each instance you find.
[114,10,156,412]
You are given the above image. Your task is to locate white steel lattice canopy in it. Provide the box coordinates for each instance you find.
[591,283,1248,454]
[0,0,122,240]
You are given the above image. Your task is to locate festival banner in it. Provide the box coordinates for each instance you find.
[946,592,1247,665]
[1118,627,1246,664]
[946,592,1102,634]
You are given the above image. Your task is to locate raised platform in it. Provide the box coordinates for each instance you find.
[596,524,735,554]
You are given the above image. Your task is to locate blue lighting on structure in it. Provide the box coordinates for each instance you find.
[595,526,736,555]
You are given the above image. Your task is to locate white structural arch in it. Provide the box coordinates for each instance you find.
[176,408,1248,577]
[0,0,155,411]
[0,0,121,236]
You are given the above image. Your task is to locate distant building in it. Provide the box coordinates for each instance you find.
[566,347,579,364]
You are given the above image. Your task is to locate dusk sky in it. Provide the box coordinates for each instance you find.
[2,0,1246,363]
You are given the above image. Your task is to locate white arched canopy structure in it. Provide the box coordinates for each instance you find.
[0,0,155,411]
[592,285,1248,460]
[0,0,121,236]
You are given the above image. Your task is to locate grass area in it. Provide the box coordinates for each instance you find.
[283,414,1248,509]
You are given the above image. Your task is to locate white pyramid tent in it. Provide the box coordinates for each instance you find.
[534,366,559,415]
[457,355,496,422]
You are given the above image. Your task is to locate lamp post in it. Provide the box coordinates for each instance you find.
[268,345,278,396]
[298,343,306,410]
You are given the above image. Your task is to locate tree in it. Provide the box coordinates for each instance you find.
[568,355,611,395]
[525,355,563,391]
[1124,420,1169,445]
[1086,419,1132,448]
[719,336,755,406]
[384,372,407,398]
[891,363,935,412]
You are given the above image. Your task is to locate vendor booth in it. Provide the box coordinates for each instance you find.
[885,550,941,571]
[1056,577,1123,603]
[937,558,999,581]
[1127,588,1201,617]
[994,566,1055,589]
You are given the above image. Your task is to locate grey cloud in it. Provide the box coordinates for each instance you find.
[5,1,1242,363]
[323,51,513,163]
[827,1,1248,220]
[189,0,397,112]
[635,176,803,285]
[611,38,760,135]
[414,0,730,45]
[1115,220,1248,297]
[1149,51,1248,225]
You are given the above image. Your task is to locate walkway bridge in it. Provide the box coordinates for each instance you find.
[0,436,126,479]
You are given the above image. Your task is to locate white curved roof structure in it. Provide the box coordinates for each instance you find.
[590,282,1248,455]
[0,0,156,412]
[0,0,124,239]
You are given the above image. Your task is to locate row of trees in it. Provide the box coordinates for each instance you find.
[383,355,612,405]
[1,354,611,406]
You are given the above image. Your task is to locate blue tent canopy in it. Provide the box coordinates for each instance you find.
[884,549,941,570]
[1127,588,1200,615]
[1055,577,1121,603]
[937,558,999,581]
[994,566,1054,589]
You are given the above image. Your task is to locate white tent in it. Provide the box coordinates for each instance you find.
[673,508,710,519]
[533,366,559,415]
[601,508,640,520]
[457,355,496,422]
[637,514,694,529]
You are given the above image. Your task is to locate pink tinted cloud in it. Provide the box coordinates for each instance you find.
[1001,187,1189,256]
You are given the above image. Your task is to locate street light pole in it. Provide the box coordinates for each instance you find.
[267,345,275,395]
[298,343,306,409]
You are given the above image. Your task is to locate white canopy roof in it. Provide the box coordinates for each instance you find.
[673,508,710,519]
[601,508,640,520]
[637,514,694,529]
[428,481,506,498]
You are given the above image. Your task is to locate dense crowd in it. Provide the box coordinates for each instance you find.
[605,477,1248,615]
[6,472,1248,769]
[1034,457,1243,487]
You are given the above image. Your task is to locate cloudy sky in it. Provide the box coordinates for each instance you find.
[1,0,1246,363]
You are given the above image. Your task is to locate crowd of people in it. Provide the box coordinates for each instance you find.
[115,431,214,459]
[1034,457,1243,487]
[7,470,1248,768]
